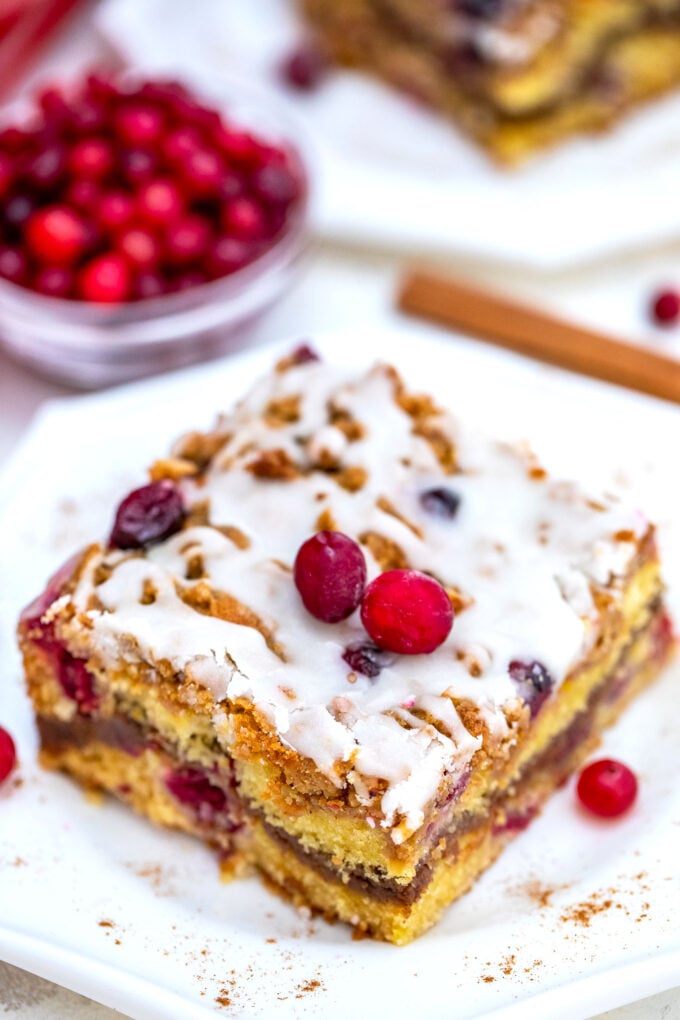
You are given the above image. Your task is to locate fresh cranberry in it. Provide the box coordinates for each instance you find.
[342,641,394,678]
[84,73,119,105]
[280,43,328,91]
[215,128,258,167]
[161,126,202,165]
[0,126,30,152]
[205,236,254,277]
[117,227,160,269]
[0,247,28,285]
[0,153,14,198]
[110,480,185,549]
[25,145,66,191]
[68,137,114,180]
[175,270,207,291]
[180,149,224,197]
[294,531,367,623]
[26,205,87,265]
[0,726,17,784]
[65,178,101,211]
[34,266,74,298]
[252,163,300,206]
[68,100,107,136]
[137,178,183,225]
[577,758,638,818]
[361,570,454,655]
[133,271,166,300]
[120,149,156,187]
[419,487,461,519]
[114,102,164,147]
[218,172,246,202]
[97,190,135,232]
[4,193,37,233]
[37,85,69,120]
[77,253,130,303]
[650,288,680,327]
[508,660,554,717]
[164,215,211,264]
[223,197,267,241]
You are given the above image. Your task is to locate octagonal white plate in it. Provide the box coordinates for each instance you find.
[98,0,680,269]
[1,326,679,1020]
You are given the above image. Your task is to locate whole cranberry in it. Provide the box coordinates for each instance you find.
[26,205,87,265]
[342,641,394,679]
[25,145,66,191]
[252,163,300,206]
[361,570,454,655]
[65,178,101,211]
[4,193,37,233]
[137,178,184,226]
[0,247,28,285]
[294,531,367,623]
[205,236,254,277]
[174,270,207,292]
[120,149,156,187]
[161,126,202,165]
[117,227,160,269]
[577,759,638,818]
[164,215,211,264]
[110,480,185,548]
[0,726,17,784]
[650,288,680,327]
[68,100,107,136]
[34,266,74,298]
[97,190,136,232]
[223,197,267,241]
[133,270,167,300]
[114,102,165,147]
[68,137,114,180]
[0,153,14,198]
[180,149,224,197]
[77,253,130,303]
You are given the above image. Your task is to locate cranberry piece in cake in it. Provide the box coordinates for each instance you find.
[110,480,185,549]
[509,659,554,717]
[0,726,17,783]
[361,569,454,655]
[577,759,638,817]
[294,531,367,623]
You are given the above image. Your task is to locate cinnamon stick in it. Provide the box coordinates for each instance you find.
[398,269,680,404]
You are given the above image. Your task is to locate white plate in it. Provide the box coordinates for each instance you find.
[97,0,680,269]
[1,327,679,1020]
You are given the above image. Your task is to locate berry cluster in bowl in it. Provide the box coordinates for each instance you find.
[0,72,306,304]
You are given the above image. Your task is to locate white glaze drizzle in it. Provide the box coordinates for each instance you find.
[68,360,647,839]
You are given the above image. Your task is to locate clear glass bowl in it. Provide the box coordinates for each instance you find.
[0,70,312,388]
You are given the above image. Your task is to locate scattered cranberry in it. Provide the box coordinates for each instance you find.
[342,641,394,679]
[508,659,554,717]
[0,726,17,784]
[650,288,680,327]
[288,342,320,364]
[280,43,328,91]
[420,487,461,519]
[78,253,130,303]
[361,569,454,655]
[26,205,87,265]
[110,480,185,549]
[576,758,638,818]
[294,531,367,623]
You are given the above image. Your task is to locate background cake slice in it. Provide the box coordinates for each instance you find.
[18,350,673,943]
[298,0,680,163]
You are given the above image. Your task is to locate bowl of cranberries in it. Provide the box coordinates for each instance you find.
[0,70,310,387]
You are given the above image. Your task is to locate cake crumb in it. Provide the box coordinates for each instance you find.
[481,975,495,983]
[98,919,115,928]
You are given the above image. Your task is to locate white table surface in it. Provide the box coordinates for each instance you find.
[1,9,680,1020]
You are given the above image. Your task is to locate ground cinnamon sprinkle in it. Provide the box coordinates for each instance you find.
[295,977,322,998]
[560,893,614,927]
